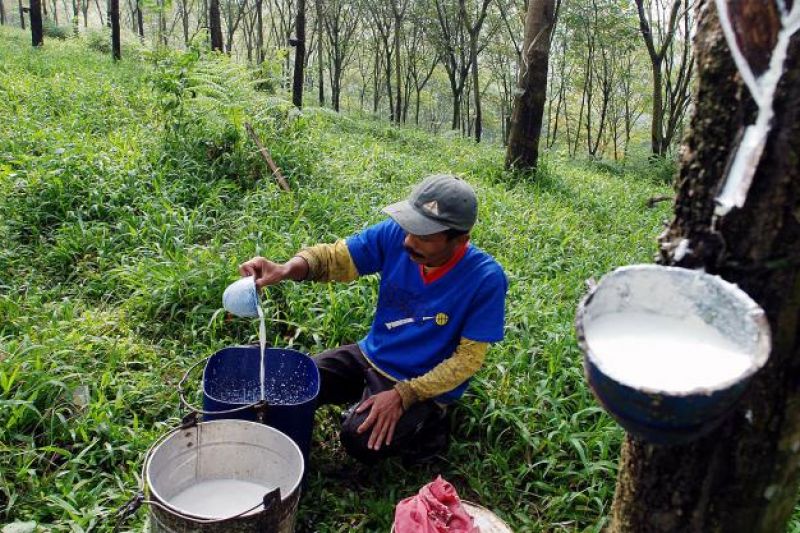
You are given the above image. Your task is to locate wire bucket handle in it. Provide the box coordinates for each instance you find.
[177,356,269,421]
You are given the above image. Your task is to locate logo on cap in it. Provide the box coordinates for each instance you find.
[422,200,439,216]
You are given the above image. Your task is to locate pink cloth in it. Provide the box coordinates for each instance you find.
[393,476,477,533]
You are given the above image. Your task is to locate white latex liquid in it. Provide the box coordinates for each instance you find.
[257,305,266,401]
[169,479,272,518]
[585,312,753,392]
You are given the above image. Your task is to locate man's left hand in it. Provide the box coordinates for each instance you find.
[356,389,404,451]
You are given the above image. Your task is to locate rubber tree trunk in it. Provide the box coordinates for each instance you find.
[504,0,556,171]
[136,0,143,42]
[72,0,78,35]
[110,0,120,60]
[315,0,324,105]
[1,0,6,25]
[255,0,263,63]
[470,36,481,142]
[393,6,402,123]
[292,0,306,107]
[209,0,223,51]
[18,0,24,28]
[610,2,800,531]
[30,0,43,45]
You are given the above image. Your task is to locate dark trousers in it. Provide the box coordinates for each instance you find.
[313,344,448,463]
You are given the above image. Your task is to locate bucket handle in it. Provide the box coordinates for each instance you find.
[113,488,281,531]
[177,356,269,419]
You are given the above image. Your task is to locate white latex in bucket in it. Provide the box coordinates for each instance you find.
[146,420,303,529]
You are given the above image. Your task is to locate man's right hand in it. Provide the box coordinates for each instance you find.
[239,257,288,289]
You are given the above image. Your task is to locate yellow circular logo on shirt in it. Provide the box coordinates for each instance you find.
[435,313,449,326]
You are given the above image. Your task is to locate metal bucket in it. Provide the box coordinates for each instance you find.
[575,264,771,444]
[146,419,304,532]
[199,346,320,464]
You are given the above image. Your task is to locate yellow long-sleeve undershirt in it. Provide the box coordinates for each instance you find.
[294,241,489,409]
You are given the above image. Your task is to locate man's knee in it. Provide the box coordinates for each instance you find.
[340,409,384,463]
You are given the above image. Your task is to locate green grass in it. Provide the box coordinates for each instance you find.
[1,26,797,532]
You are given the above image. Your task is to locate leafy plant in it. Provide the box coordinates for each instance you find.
[84,29,111,54]
[43,19,70,40]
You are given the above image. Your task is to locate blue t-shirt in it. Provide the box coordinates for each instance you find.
[346,219,507,402]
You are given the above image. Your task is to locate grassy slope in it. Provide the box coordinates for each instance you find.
[1,27,796,532]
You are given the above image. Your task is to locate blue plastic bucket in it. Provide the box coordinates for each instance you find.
[201,346,320,463]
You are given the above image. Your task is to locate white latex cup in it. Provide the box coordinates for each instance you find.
[222,275,260,318]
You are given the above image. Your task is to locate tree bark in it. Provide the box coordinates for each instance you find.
[392,1,403,123]
[181,0,189,45]
[93,0,102,25]
[110,0,120,59]
[209,0,223,51]
[316,0,324,105]
[71,0,78,35]
[136,0,143,42]
[1,0,6,25]
[256,0,264,62]
[292,0,306,107]
[505,0,556,171]
[470,39,481,142]
[635,0,683,157]
[30,0,42,45]
[610,1,800,531]
[18,0,25,28]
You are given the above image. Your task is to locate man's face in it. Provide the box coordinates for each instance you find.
[403,231,468,267]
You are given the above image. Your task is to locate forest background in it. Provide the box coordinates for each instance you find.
[1,0,693,163]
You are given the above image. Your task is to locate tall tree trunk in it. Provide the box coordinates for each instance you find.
[505,0,556,171]
[110,0,120,59]
[635,0,682,158]
[255,0,263,62]
[393,9,402,123]
[181,0,189,45]
[415,87,421,125]
[610,1,800,531]
[30,0,42,45]
[292,0,306,107]
[1,0,6,25]
[209,0,223,51]
[93,0,103,25]
[451,90,460,130]
[650,60,665,156]
[372,43,381,113]
[384,50,394,119]
[470,37,482,142]
[332,61,341,111]
[71,0,78,34]
[136,0,143,42]
[19,0,25,28]
[315,0,323,105]
[158,0,166,45]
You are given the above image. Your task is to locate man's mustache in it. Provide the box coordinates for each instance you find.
[404,245,424,258]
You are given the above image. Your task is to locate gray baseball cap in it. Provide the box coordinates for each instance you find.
[383,174,477,235]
